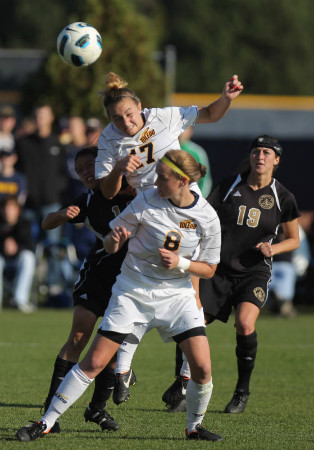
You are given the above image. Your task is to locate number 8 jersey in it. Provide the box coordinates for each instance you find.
[208,173,300,275]
[109,188,221,287]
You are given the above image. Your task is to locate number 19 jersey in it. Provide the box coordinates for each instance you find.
[209,174,300,275]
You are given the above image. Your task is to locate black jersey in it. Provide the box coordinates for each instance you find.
[69,189,133,265]
[208,174,300,275]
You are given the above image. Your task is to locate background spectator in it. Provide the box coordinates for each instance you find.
[0,105,16,154]
[0,148,28,206]
[86,117,102,147]
[0,195,36,313]
[15,104,68,295]
[269,224,311,317]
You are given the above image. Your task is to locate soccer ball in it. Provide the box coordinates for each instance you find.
[57,22,102,67]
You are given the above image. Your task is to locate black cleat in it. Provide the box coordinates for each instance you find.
[16,421,49,442]
[224,391,250,413]
[186,424,223,441]
[162,376,189,410]
[84,404,120,431]
[166,398,186,413]
[113,369,137,405]
[49,420,61,434]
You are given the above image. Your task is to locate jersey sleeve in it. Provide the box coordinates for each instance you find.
[198,210,221,265]
[207,177,235,210]
[154,106,199,136]
[280,190,300,223]
[95,130,116,179]
[109,193,144,237]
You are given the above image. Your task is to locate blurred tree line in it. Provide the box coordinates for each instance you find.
[0,0,313,117]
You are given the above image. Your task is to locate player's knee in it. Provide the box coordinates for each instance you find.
[235,319,254,335]
[68,332,89,353]
[88,352,107,372]
[191,360,211,383]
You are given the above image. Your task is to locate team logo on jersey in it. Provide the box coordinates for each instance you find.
[179,219,197,229]
[140,127,155,143]
[259,195,274,209]
[253,287,265,302]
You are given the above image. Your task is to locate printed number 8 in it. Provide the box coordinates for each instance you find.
[164,231,182,251]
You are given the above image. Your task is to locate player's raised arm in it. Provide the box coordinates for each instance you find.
[197,74,243,124]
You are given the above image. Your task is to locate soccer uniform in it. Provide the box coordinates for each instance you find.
[69,189,133,317]
[199,174,300,322]
[99,188,221,342]
[96,106,199,192]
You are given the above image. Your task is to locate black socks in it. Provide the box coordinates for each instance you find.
[235,331,257,394]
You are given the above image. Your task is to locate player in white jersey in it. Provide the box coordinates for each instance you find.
[95,71,243,198]
[16,150,222,442]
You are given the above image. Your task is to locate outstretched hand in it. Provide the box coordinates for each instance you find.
[223,74,244,100]
[62,205,80,220]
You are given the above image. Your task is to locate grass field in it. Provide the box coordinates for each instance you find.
[0,308,313,450]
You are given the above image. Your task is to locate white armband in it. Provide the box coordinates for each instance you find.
[176,256,191,272]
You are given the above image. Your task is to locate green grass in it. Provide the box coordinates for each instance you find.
[0,308,313,450]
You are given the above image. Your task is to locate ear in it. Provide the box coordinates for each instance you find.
[180,177,189,187]
[273,156,280,167]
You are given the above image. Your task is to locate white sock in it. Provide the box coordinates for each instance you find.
[115,326,149,374]
[41,364,93,430]
[180,353,191,378]
[115,342,139,374]
[186,378,213,434]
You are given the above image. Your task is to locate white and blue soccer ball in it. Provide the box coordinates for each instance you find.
[57,22,102,67]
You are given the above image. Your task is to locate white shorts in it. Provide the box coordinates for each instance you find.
[100,275,205,343]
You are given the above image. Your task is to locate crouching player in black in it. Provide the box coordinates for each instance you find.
[40,147,136,433]
[163,135,300,414]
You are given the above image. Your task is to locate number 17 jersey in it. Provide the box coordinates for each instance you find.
[96,106,198,192]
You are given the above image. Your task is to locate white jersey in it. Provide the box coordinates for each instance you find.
[109,188,221,288]
[96,106,199,192]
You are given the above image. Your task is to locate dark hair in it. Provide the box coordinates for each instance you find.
[250,135,282,156]
[99,72,141,118]
[74,146,98,162]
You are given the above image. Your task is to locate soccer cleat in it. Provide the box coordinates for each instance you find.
[186,424,223,441]
[162,375,189,410]
[49,419,61,434]
[166,398,186,413]
[16,421,50,442]
[84,404,120,431]
[113,369,137,405]
[224,391,250,413]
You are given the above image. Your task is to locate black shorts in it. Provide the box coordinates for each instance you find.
[199,269,271,323]
[73,254,123,317]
